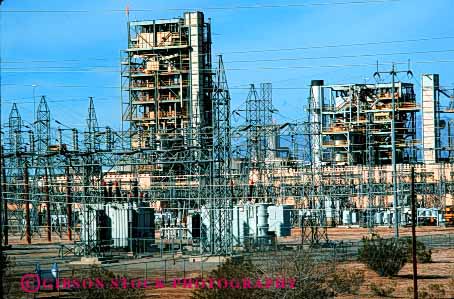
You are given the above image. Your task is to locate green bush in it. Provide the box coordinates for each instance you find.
[358,234,408,277]
[405,238,432,263]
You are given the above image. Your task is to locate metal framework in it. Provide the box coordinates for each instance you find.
[1,13,454,261]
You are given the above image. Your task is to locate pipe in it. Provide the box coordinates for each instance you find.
[66,166,72,241]
[1,146,8,246]
[45,168,51,242]
[24,162,31,244]
[391,64,399,238]
[411,166,418,298]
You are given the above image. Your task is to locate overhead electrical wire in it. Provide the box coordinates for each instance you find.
[4,58,454,74]
[4,47,454,70]
[222,35,454,55]
[4,59,437,91]
[1,0,401,13]
[4,35,454,65]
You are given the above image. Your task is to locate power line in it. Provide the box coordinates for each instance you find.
[1,0,401,13]
[223,35,454,55]
[3,58,454,93]
[2,97,119,104]
[4,47,454,72]
[4,35,454,65]
[226,48,454,63]
[7,47,454,67]
[4,59,454,74]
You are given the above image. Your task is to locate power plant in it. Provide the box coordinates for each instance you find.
[2,11,454,260]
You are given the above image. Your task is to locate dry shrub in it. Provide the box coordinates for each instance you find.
[192,250,365,299]
[1,254,22,299]
[191,257,262,299]
[407,283,446,299]
[329,269,365,295]
[70,266,145,299]
[370,281,396,297]
[358,234,408,277]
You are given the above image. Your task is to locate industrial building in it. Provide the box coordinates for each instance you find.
[310,80,418,165]
[121,12,213,155]
[2,11,454,260]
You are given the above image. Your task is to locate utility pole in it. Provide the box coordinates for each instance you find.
[0,148,3,299]
[32,84,37,118]
[24,162,31,244]
[0,2,4,298]
[391,64,398,238]
[411,166,418,298]
[1,147,6,246]
[45,168,51,242]
[66,166,72,241]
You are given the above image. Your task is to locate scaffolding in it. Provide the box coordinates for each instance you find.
[311,81,418,166]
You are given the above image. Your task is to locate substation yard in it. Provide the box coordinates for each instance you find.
[4,226,454,298]
[2,2,454,299]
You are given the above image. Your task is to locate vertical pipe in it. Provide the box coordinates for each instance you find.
[1,146,8,245]
[0,7,4,299]
[108,181,113,202]
[66,166,72,241]
[45,168,51,242]
[83,166,89,256]
[128,200,133,253]
[411,166,418,299]
[132,180,139,203]
[0,146,4,299]
[391,64,399,238]
[72,129,79,152]
[24,162,31,244]
[57,128,62,148]
[0,158,2,299]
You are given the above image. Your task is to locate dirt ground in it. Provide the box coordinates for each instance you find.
[144,248,454,299]
[327,226,454,241]
[7,226,454,298]
[5,225,454,245]
[339,248,454,298]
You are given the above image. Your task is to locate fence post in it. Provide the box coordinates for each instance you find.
[183,259,186,279]
[164,259,167,283]
[201,258,204,280]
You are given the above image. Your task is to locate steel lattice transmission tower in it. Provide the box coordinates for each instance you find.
[35,96,50,155]
[209,55,233,254]
[6,104,24,234]
[30,96,52,238]
[85,97,100,152]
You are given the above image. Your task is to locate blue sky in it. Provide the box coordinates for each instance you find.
[2,0,454,133]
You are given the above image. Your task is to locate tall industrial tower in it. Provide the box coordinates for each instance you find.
[121,11,212,160]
